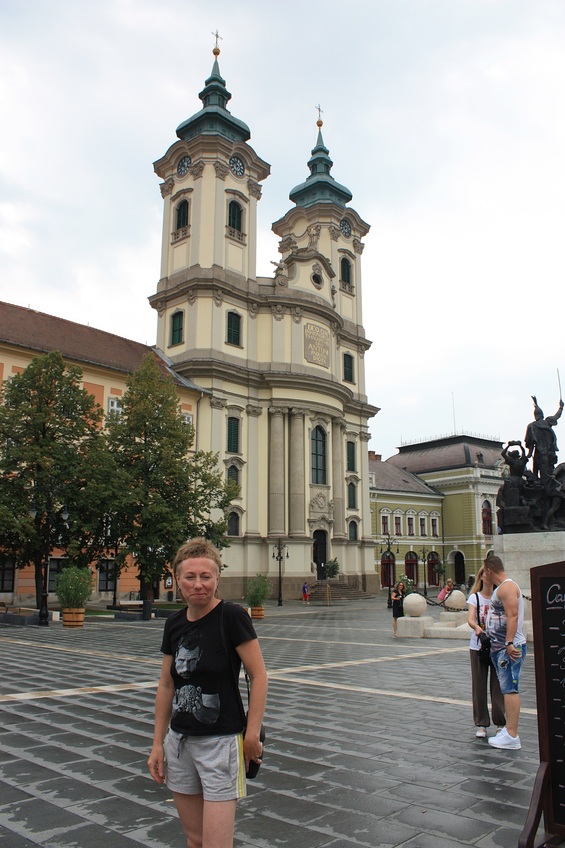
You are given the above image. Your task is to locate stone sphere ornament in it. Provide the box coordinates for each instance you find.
[443,589,467,610]
[404,593,428,617]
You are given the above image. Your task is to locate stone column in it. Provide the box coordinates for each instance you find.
[289,408,306,536]
[359,431,372,541]
[268,407,286,536]
[245,404,263,536]
[332,418,346,538]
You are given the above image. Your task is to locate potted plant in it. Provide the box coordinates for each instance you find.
[245,574,272,620]
[323,558,340,605]
[55,565,93,628]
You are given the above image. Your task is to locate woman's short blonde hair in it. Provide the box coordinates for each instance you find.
[173,538,222,575]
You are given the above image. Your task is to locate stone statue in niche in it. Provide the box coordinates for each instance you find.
[497,394,565,533]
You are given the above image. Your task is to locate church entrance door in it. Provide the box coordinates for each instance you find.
[313,530,327,580]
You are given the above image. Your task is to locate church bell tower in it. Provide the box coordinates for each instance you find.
[149,49,379,597]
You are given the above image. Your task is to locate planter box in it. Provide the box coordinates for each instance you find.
[62,609,85,628]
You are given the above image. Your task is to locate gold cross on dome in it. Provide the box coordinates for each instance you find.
[315,104,324,122]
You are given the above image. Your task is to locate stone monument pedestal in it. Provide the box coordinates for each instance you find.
[494,530,565,619]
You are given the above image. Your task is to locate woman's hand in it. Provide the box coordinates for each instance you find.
[243,733,263,773]
[148,743,166,784]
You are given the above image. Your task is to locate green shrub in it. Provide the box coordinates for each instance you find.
[324,558,340,579]
[245,574,272,607]
[55,566,93,608]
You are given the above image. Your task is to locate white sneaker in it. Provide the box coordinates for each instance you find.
[475,727,487,738]
[488,728,521,749]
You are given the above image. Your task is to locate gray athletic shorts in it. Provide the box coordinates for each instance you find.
[163,729,246,801]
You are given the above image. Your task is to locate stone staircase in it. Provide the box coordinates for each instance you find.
[307,579,375,602]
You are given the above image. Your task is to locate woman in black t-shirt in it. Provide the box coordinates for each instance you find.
[148,538,267,848]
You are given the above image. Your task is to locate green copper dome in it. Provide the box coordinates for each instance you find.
[289,125,352,208]
[176,50,251,144]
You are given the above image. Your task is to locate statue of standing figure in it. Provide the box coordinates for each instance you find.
[524,395,564,482]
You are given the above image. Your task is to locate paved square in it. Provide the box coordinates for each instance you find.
[0,597,561,847]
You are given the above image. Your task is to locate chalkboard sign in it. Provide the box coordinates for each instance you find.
[530,561,565,837]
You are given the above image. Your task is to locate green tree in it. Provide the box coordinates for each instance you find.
[0,351,105,607]
[105,353,236,599]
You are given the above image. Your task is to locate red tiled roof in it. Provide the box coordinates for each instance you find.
[0,301,206,393]
[0,301,153,374]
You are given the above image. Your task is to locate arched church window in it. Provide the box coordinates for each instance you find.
[340,258,354,293]
[348,520,358,541]
[228,201,242,232]
[482,500,493,535]
[176,199,189,230]
[311,425,326,485]
[347,482,357,509]
[227,464,239,486]
[170,311,184,346]
[227,512,240,536]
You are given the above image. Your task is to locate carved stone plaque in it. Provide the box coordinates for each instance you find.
[304,323,330,368]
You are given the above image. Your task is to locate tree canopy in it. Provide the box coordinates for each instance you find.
[104,353,236,598]
[0,350,237,605]
[0,351,105,606]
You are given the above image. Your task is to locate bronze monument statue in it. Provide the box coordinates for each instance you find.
[497,394,565,533]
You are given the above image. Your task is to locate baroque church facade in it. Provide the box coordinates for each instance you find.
[149,47,379,597]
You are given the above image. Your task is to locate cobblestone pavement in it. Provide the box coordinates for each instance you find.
[0,596,560,848]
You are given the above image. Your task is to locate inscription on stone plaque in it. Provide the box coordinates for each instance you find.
[304,323,330,368]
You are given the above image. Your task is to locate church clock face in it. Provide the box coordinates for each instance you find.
[340,218,352,238]
[177,155,192,177]
[229,155,245,177]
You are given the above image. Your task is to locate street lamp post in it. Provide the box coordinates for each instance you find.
[420,546,428,598]
[380,533,399,609]
[272,540,289,607]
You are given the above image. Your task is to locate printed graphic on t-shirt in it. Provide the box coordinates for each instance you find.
[485,592,507,646]
[172,632,220,726]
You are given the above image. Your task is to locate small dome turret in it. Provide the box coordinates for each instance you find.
[289,116,353,208]
[176,45,251,144]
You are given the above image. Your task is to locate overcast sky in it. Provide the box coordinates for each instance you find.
[1,0,564,460]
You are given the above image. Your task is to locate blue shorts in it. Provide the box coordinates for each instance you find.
[163,729,246,801]
[491,645,526,695]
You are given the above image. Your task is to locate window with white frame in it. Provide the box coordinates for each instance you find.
[108,397,122,418]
